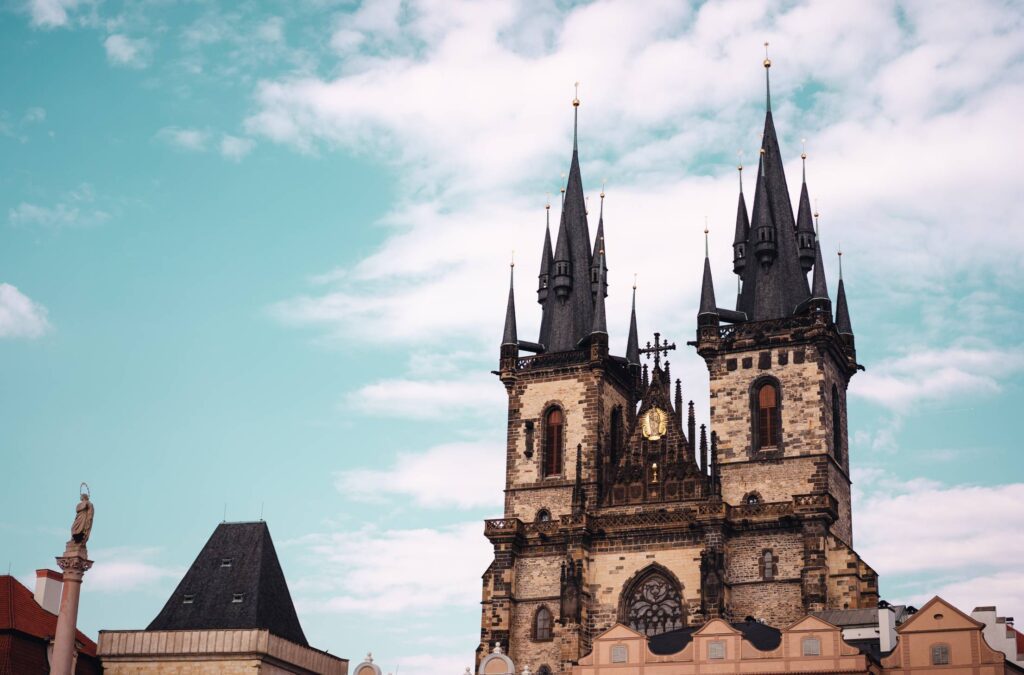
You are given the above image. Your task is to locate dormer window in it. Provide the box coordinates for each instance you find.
[232,593,244,603]
[221,558,233,568]
[183,594,195,604]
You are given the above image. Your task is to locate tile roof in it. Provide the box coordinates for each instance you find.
[0,574,98,655]
[147,521,307,645]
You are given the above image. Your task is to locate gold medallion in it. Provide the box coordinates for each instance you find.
[641,406,668,441]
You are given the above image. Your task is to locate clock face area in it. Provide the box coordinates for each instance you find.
[641,407,668,441]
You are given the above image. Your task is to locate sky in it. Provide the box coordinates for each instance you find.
[1,0,1023,673]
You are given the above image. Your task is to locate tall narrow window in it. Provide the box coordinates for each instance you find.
[762,550,775,580]
[534,606,553,641]
[755,382,780,450]
[832,385,843,464]
[609,407,622,465]
[544,408,564,477]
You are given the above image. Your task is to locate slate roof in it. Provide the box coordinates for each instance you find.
[811,608,879,626]
[147,521,307,646]
[647,619,782,655]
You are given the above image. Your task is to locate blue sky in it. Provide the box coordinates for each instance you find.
[2,1,1023,673]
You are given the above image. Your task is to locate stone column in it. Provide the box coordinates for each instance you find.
[51,541,93,675]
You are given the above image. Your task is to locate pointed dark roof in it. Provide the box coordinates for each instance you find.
[735,109,810,320]
[537,211,554,347]
[591,250,607,335]
[538,213,553,292]
[698,254,718,317]
[502,265,517,345]
[835,277,853,335]
[809,241,830,303]
[594,194,607,271]
[626,285,640,365]
[733,188,749,247]
[148,522,307,646]
[796,164,814,239]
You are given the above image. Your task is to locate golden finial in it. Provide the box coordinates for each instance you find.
[600,178,606,199]
[737,149,743,172]
[545,192,551,210]
[800,137,807,161]
[573,81,580,107]
[763,41,771,68]
[837,243,843,279]
[759,147,765,155]
[510,250,515,268]
[633,273,637,290]
[704,217,710,257]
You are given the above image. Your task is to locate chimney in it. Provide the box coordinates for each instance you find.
[34,569,63,614]
[878,605,897,653]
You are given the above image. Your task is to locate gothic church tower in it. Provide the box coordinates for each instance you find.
[479,59,876,675]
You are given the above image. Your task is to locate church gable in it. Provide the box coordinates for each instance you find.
[785,615,839,633]
[897,596,983,633]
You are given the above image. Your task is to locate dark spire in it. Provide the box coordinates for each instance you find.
[835,251,853,335]
[752,162,777,267]
[809,239,830,306]
[733,163,749,276]
[796,146,816,273]
[502,261,518,346]
[698,227,719,325]
[626,281,640,366]
[591,245,607,335]
[674,379,683,427]
[763,42,772,112]
[545,85,594,352]
[710,431,721,495]
[699,423,708,476]
[591,185,607,299]
[687,400,696,450]
[538,203,553,304]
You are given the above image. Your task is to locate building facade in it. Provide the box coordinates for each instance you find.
[478,59,877,675]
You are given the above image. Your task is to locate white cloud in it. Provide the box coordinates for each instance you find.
[344,373,505,419]
[104,34,149,68]
[220,134,256,161]
[336,440,504,509]
[851,346,1024,412]
[23,107,46,123]
[854,469,1024,620]
[156,126,210,152]
[0,284,52,339]
[256,0,1024,358]
[7,182,110,228]
[293,521,491,615]
[256,16,285,43]
[87,546,182,592]
[27,0,79,28]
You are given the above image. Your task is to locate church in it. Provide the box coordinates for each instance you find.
[478,55,877,675]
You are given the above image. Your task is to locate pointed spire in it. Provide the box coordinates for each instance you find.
[698,225,719,324]
[699,423,709,476]
[591,184,607,299]
[796,141,816,272]
[810,239,830,303]
[674,379,683,427]
[710,431,721,495]
[642,363,649,389]
[538,203,553,304]
[687,400,696,449]
[835,250,853,336]
[502,258,518,346]
[591,244,607,335]
[572,81,580,152]
[733,163,750,276]
[763,41,772,112]
[626,279,640,366]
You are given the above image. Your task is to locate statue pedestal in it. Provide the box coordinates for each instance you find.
[51,541,93,675]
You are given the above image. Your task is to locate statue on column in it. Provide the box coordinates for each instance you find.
[70,483,94,544]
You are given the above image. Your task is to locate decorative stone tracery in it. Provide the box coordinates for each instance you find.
[619,566,685,636]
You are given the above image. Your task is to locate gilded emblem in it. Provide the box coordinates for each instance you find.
[641,406,668,441]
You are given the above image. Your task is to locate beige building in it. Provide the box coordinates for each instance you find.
[98,521,347,675]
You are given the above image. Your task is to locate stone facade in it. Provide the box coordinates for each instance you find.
[98,628,348,675]
[479,309,878,675]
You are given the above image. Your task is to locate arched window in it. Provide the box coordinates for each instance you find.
[931,644,950,665]
[762,550,775,580]
[609,407,622,465]
[802,636,821,656]
[534,606,553,641]
[832,385,843,464]
[753,381,780,450]
[543,407,564,477]
[536,509,551,523]
[620,567,685,636]
[744,492,761,505]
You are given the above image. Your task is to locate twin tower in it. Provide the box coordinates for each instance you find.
[480,60,876,675]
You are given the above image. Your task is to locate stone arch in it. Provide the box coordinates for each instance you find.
[749,375,784,453]
[540,401,567,478]
[478,643,515,675]
[617,563,686,635]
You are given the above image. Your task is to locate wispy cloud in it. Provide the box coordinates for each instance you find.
[854,468,1024,619]
[87,546,183,592]
[335,440,504,509]
[293,521,491,615]
[7,182,110,228]
[220,134,256,161]
[104,34,150,68]
[344,373,505,420]
[156,126,210,152]
[0,284,52,339]
[26,0,80,29]
[851,346,1024,412]
[157,127,257,161]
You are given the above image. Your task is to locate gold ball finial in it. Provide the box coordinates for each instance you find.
[759,147,766,155]
[511,250,515,268]
[572,81,580,107]
[763,41,771,68]
[633,273,637,290]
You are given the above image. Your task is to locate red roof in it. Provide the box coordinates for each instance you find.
[1015,627,1024,656]
[0,575,96,656]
